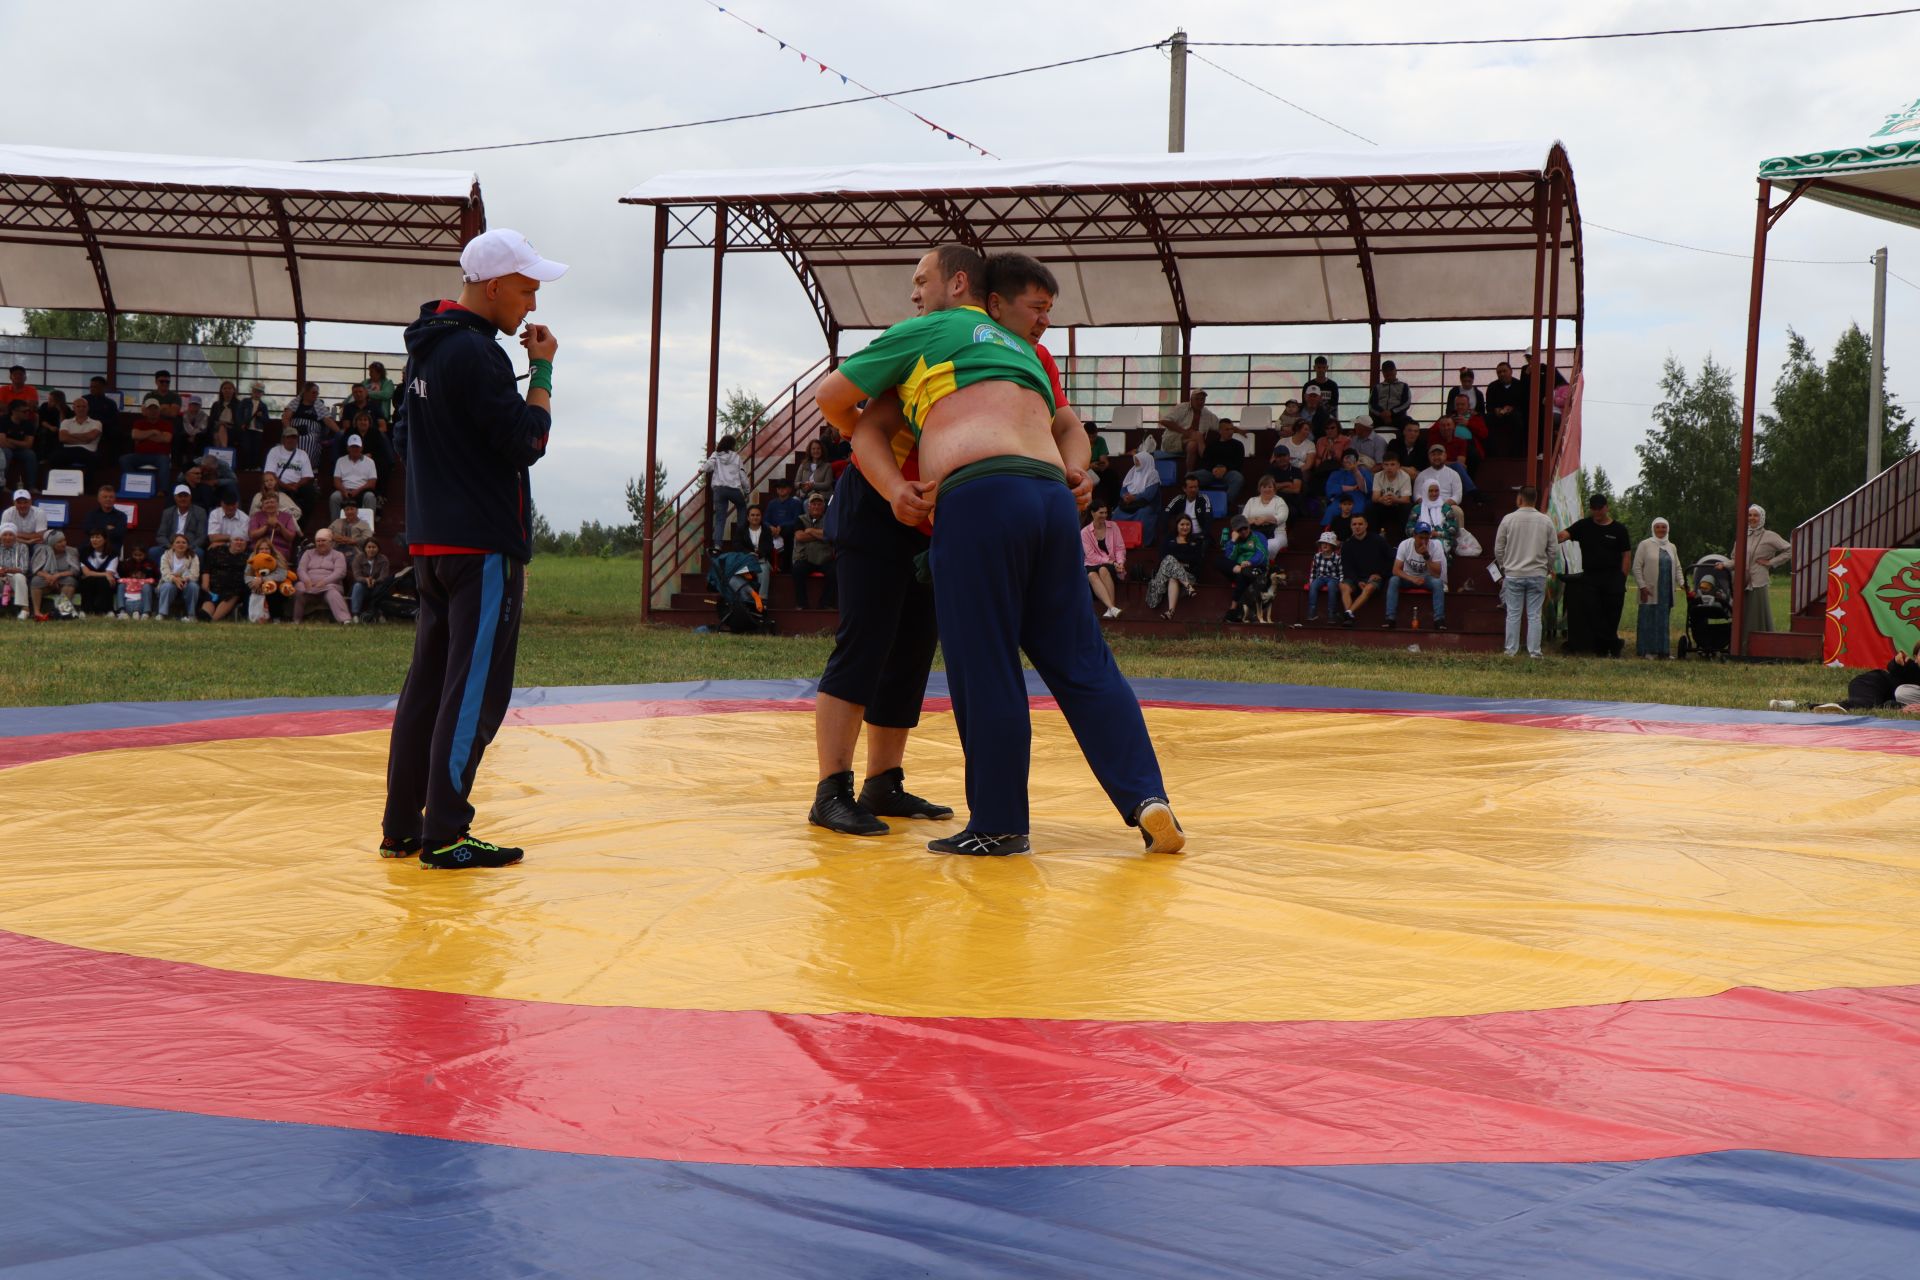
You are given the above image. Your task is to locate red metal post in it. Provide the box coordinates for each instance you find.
[1542,175,1565,495]
[1732,180,1773,655]
[1524,181,1549,484]
[642,205,669,622]
[704,205,727,543]
[1179,323,1193,400]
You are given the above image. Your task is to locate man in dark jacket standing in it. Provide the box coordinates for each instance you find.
[380,228,565,870]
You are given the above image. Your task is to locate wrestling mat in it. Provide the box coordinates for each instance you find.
[4,677,1920,1278]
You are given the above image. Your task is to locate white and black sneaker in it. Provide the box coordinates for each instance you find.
[927,830,1030,857]
[1133,798,1187,855]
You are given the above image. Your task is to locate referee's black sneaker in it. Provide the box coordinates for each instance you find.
[927,830,1031,857]
[1133,798,1187,855]
[809,770,889,836]
[421,833,525,870]
[378,835,423,859]
[857,767,954,821]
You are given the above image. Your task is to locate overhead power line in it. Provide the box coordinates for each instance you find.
[1189,7,1920,48]
[305,42,1160,162]
[1583,220,1867,266]
[1185,51,1377,146]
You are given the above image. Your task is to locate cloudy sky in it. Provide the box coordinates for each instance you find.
[6,0,1918,528]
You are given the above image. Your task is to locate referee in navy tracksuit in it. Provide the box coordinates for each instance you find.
[380,229,566,870]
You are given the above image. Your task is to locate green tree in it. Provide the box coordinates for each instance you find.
[717,387,769,447]
[1754,324,1914,535]
[23,309,256,347]
[1624,354,1742,561]
[624,461,673,536]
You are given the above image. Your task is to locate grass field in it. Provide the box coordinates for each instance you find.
[1,558,1848,713]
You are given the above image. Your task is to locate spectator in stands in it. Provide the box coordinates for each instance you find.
[1158,389,1217,466]
[1298,384,1334,436]
[1265,449,1306,506]
[1275,398,1305,439]
[205,489,250,548]
[82,375,120,445]
[1242,472,1289,558]
[48,395,103,482]
[1494,485,1557,658]
[31,529,81,618]
[338,382,386,437]
[1412,478,1465,556]
[146,370,182,430]
[1484,361,1526,452]
[264,425,318,510]
[1369,360,1413,429]
[1349,414,1386,467]
[1519,352,1570,425]
[151,483,207,561]
[1145,513,1203,620]
[121,398,175,492]
[731,503,778,602]
[1303,356,1341,415]
[0,525,28,618]
[1116,442,1161,542]
[34,389,66,452]
[245,534,290,623]
[1327,492,1359,540]
[154,533,200,620]
[115,541,155,618]
[363,362,396,425]
[349,407,396,482]
[203,381,245,451]
[179,397,209,462]
[1385,522,1447,630]
[1559,493,1633,657]
[1370,455,1413,530]
[1086,420,1119,509]
[0,365,38,412]
[818,422,852,463]
[2,400,39,489]
[1161,473,1212,547]
[1416,444,1465,510]
[1452,368,1486,415]
[329,499,373,547]
[77,529,118,617]
[1220,515,1268,622]
[331,433,380,521]
[247,491,298,562]
[1274,413,1316,471]
[1298,530,1343,625]
[293,529,352,624]
[1338,513,1392,626]
[81,484,127,553]
[1633,516,1685,658]
[235,380,270,469]
[790,490,836,608]
[250,469,303,524]
[283,382,334,461]
[1323,451,1370,526]
[1081,501,1126,619]
[763,476,802,566]
[1195,417,1247,507]
[1739,504,1792,642]
[7,489,47,546]
[795,438,835,499]
[350,536,392,621]
[1384,419,1426,468]
[697,433,749,550]
[199,532,249,622]
[1435,392,1488,476]
[193,451,241,506]
[1306,418,1348,498]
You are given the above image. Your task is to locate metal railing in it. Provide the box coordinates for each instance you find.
[646,355,831,610]
[1061,350,1575,426]
[0,335,402,410]
[1791,449,1920,615]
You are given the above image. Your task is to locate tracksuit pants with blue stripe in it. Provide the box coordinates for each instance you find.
[383,552,525,845]
[929,474,1167,835]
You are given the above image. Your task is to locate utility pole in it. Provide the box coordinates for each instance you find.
[1160,29,1187,382]
[1868,246,1888,482]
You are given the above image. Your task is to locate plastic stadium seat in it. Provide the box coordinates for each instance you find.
[1108,405,1142,433]
[1240,405,1273,432]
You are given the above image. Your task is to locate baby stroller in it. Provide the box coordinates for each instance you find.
[708,551,777,635]
[1675,555,1734,659]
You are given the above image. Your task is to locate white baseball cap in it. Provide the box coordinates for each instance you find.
[346,433,363,447]
[11,488,29,501]
[173,484,192,495]
[460,229,568,284]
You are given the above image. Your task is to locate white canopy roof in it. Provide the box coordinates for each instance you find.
[624,142,1581,333]
[0,143,483,325]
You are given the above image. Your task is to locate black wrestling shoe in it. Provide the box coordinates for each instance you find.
[1133,798,1187,855]
[378,835,423,859]
[857,767,953,820]
[420,833,525,870]
[927,830,1031,857]
[809,770,889,836]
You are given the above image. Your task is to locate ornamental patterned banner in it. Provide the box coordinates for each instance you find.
[1824,547,1920,667]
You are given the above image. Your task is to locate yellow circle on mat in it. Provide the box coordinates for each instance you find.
[7,706,1920,1023]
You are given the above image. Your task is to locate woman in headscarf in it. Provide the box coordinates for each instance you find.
[1740,504,1791,640]
[1116,443,1162,541]
[1632,516,1685,658]
[1408,478,1463,556]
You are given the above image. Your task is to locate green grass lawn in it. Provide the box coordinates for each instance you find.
[1,558,1844,713]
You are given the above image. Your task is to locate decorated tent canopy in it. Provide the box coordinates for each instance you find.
[0,143,483,380]
[622,142,1582,339]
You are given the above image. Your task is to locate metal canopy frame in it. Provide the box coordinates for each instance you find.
[0,167,484,386]
[623,147,1584,616]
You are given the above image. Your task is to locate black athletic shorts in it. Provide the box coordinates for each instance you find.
[818,464,938,728]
